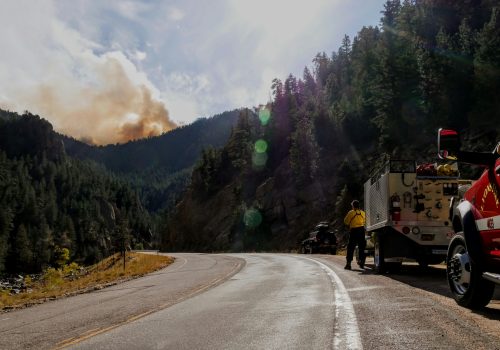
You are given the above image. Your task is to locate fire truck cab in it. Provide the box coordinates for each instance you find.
[438,128,500,308]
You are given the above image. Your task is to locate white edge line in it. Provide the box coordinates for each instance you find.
[304,257,363,350]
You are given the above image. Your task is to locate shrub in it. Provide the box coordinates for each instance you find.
[54,246,70,268]
[42,268,64,290]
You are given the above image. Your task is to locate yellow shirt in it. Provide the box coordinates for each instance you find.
[344,209,366,229]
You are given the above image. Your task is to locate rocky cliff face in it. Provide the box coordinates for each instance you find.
[161,104,370,253]
[164,156,341,252]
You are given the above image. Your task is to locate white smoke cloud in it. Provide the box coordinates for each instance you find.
[0,0,175,145]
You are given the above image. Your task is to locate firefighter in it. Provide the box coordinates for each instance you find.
[343,200,366,270]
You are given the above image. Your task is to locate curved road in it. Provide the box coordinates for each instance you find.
[2,253,500,349]
[0,254,244,350]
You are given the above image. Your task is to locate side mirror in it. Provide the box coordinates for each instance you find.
[438,128,460,160]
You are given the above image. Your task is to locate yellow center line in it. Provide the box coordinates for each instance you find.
[52,258,245,349]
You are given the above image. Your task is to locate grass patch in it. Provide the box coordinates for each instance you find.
[1,252,173,310]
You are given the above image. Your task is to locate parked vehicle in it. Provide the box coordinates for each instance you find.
[364,158,466,273]
[300,222,337,254]
[438,128,500,308]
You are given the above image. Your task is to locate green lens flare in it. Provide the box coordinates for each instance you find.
[244,208,262,228]
[259,108,271,125]
[254,139,268,153]
[252,152,268,167]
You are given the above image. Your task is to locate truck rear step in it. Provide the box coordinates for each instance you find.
[482,272,500,284]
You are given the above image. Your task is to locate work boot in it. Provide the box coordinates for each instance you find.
[358,260,365,269]
[344,263,351,270]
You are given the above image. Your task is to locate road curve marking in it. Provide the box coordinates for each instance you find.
[168,255,188,272]
[347,285,385,292]
[53,258,245,350]
[304,257,363,350]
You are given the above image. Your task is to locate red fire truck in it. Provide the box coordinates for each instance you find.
[438,128,500,308]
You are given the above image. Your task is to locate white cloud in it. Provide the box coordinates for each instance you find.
[163,92,201,123]
[167,7,185,21]
[227,0,330,59]
[115,1,151,21]
[165,72,210,94]
[134,50,147,61]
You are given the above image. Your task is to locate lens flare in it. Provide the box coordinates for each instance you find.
[252,152,268,168]
[259,108,271,125]
[244,208,262,228]
[254,139,268,153]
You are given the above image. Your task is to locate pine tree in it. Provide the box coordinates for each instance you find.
[0,207,13,273]
[290,115,320,185]
[12,224,33,272]
[471,8,500,129]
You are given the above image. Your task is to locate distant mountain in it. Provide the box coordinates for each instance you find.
[62,110,241,174]
[61,110,241,213]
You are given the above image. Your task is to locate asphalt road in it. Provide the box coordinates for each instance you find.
[2,253,500,349]
[0,253,244,350]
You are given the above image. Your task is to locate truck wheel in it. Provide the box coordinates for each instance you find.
[417,256,443,269]
[374,233,385,274]
[447,235,495,309]
[330,247,337,255]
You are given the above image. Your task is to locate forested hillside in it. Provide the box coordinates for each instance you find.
[62,110,240,213]
[0,108,239,274]
[0,110,151,274]
[164,0,500,252]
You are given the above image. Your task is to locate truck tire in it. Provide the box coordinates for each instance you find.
[447,235,495,309]
[374,232,385,274]
[417,256,443,269]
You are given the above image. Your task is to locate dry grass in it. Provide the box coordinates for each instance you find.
[0,252,173,310]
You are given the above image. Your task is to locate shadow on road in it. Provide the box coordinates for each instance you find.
[362,261,500,319]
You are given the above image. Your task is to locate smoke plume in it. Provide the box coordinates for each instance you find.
[0,4,177,145]
[20,56,176,145]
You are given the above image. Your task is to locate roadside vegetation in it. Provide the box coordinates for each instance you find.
[0,252,173,310]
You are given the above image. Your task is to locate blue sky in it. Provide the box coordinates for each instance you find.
[0,0,386,144]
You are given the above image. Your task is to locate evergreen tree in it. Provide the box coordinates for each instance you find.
[471,7,500,129]
[11,224,32,272]
[290,115,319,185]
[0,207,13,272]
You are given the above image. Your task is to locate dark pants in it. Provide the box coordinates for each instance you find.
[346,227,366,264]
